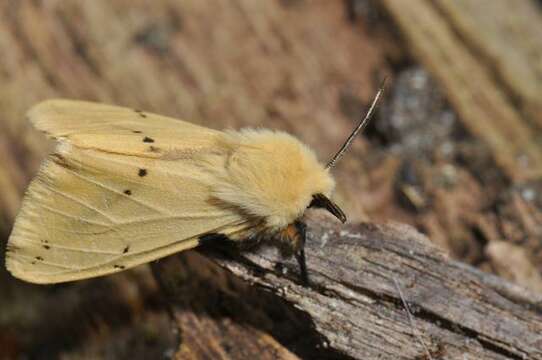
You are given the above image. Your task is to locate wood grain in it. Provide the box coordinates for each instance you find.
[188,215,542,359]
[380,0,542,182]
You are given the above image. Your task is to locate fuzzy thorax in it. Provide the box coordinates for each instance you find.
[211,129,335,231]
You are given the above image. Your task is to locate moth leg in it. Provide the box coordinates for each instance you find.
[236,232,264,251]
[201,225,310,285]
[295,246,309,286]
[294,221,309,285]
[198,232,263,252]
[198,232,231,247]
[280,221,309,285]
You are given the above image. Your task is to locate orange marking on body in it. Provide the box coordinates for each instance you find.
[284,223,298,239]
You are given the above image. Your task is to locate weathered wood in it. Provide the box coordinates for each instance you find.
[379,0,542,182]
[151,252,304,360]
[175,214,542,359]
[432,0,542,128]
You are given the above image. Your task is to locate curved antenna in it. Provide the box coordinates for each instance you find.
[326,78,387,169]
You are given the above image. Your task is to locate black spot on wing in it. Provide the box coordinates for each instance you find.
[114,264,126,269]
[123,246,130,254]
[123,189,132,195]
[35,256,43,261]
[138,169,147,177]
[143,136,155,143]
[132,130,142,134]
[134,109,147,118]
[43,245,50,250]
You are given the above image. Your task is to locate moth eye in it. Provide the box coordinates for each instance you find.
[308,193,347,223]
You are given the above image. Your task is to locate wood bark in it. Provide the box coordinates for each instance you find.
[153,215,542,359]
[380,0,542,182]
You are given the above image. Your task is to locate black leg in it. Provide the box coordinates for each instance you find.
[198,232,265,256]
[295,247,309,285]
[200,227,310,285]
[293,221,309,285]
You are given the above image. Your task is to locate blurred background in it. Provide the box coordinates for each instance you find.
[0,1,541,359]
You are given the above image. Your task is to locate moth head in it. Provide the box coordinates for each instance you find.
[305,79,386,224]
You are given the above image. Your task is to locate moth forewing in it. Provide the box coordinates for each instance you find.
[6,100,257,284]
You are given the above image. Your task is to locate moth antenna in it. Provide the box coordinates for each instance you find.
[326,78,387,169]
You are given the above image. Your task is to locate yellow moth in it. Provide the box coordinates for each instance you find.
[6,87,384,284]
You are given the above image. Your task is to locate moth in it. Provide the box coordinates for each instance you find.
[5,86,384,284]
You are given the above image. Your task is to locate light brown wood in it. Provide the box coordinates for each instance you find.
[187,215,542,359]
[381,0,542,182]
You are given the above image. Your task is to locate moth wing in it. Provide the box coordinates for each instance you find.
[6,101,251,284]
[27,99,222,158]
